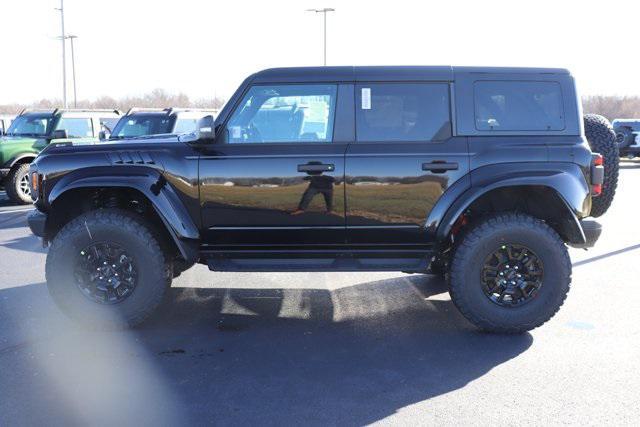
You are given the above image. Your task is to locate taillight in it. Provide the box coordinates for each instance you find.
[592,183,602,196]
[591,154,604,197]
[593,154,603,166]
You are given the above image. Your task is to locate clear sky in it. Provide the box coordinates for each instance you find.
[1,0,638,104]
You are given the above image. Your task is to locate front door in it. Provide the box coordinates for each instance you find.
[345,82,469,245]
[200,83,348,246]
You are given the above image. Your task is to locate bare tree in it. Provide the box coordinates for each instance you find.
[582,96,640,121]
[0,89,225,114]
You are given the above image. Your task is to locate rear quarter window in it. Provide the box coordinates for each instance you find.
[474,81,565,131]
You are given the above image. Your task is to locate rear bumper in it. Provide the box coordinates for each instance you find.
[27,209,47,238]
[569,220,602,249]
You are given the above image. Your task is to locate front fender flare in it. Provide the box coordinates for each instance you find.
[48,167,200,262]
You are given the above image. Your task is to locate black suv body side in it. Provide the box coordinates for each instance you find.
[27,66,603,332]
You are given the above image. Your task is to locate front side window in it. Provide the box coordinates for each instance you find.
[56,117,93,138]
[474,81,565,131]
[226,84,337,143]
[356,83,452,142]
[5,114,54,137]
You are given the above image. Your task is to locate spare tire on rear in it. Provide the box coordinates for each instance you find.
[584,114,619,217]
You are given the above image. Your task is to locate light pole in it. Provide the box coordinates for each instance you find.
[67,35,78,107]
[55,0,67,108]
[306,8,335,66]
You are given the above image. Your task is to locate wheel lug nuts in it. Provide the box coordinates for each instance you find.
[103,261,107,265]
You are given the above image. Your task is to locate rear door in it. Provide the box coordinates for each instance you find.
[345,82,469,245]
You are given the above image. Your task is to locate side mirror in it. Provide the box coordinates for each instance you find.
[196,115,216,141]
[51,129,68,140]
[99,130,109,141]
[0,129,4,137]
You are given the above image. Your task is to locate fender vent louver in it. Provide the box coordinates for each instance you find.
[107,151,155,165]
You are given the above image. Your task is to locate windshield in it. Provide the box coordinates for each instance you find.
[110,114,175,139]
[5,114,55,137]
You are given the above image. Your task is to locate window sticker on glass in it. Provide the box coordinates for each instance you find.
[231,126,242,139]
[361,88,371,110]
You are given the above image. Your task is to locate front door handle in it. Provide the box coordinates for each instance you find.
[422,161,458,173]
[298,163,335,173]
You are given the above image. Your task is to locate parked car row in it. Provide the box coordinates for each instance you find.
[0,107,218,203]
[612,119,640,158]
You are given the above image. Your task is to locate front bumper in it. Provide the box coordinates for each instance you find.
[0,168,9,180]
[27,209,47,238]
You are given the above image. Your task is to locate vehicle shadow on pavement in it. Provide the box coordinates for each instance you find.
[0,275,532,426]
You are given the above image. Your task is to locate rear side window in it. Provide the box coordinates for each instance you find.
[56,117,93,138]
[355,83,451,142]
[474,81,564,131]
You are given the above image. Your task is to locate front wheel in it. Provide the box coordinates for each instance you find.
[5,163,32,204]
[449,213,571,334]
[45,209,171,329]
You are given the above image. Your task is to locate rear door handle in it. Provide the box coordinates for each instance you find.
[422,161,458,173]
[298,163,335,173]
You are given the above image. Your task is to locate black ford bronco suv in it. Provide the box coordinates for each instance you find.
[28,66,614,333]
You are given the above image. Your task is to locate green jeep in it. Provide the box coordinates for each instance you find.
[0,109,120,204]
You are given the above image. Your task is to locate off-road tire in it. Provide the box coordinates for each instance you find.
[46,209,171,329]
[584,114,619,217]
[5,163,32,204]
[449,213,571,334]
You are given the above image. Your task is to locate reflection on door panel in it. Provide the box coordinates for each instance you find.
[201,157,344,226]
[346,166,450,226]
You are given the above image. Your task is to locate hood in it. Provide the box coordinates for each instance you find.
[52,134,181,149]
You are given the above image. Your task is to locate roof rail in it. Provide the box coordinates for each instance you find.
[123,107,220,115]
[58,108,121,114]
[17,108,120,115]
[124,107,169,115]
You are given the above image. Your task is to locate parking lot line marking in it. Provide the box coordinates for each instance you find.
[0,208,33,215]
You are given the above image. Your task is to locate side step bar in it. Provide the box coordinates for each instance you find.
[204,250,431,273]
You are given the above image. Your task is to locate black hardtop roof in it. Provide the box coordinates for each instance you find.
[250,66,570,83]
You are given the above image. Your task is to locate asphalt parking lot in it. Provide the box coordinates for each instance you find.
[1,162,639,426]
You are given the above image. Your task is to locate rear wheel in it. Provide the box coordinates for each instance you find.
[615,127,633,149]
[5,163,32,204]
[449,213,571,334]
[46,209,171,329]
[584,114,619,217]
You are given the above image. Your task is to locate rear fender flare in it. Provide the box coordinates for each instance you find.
[428,162,590,244]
